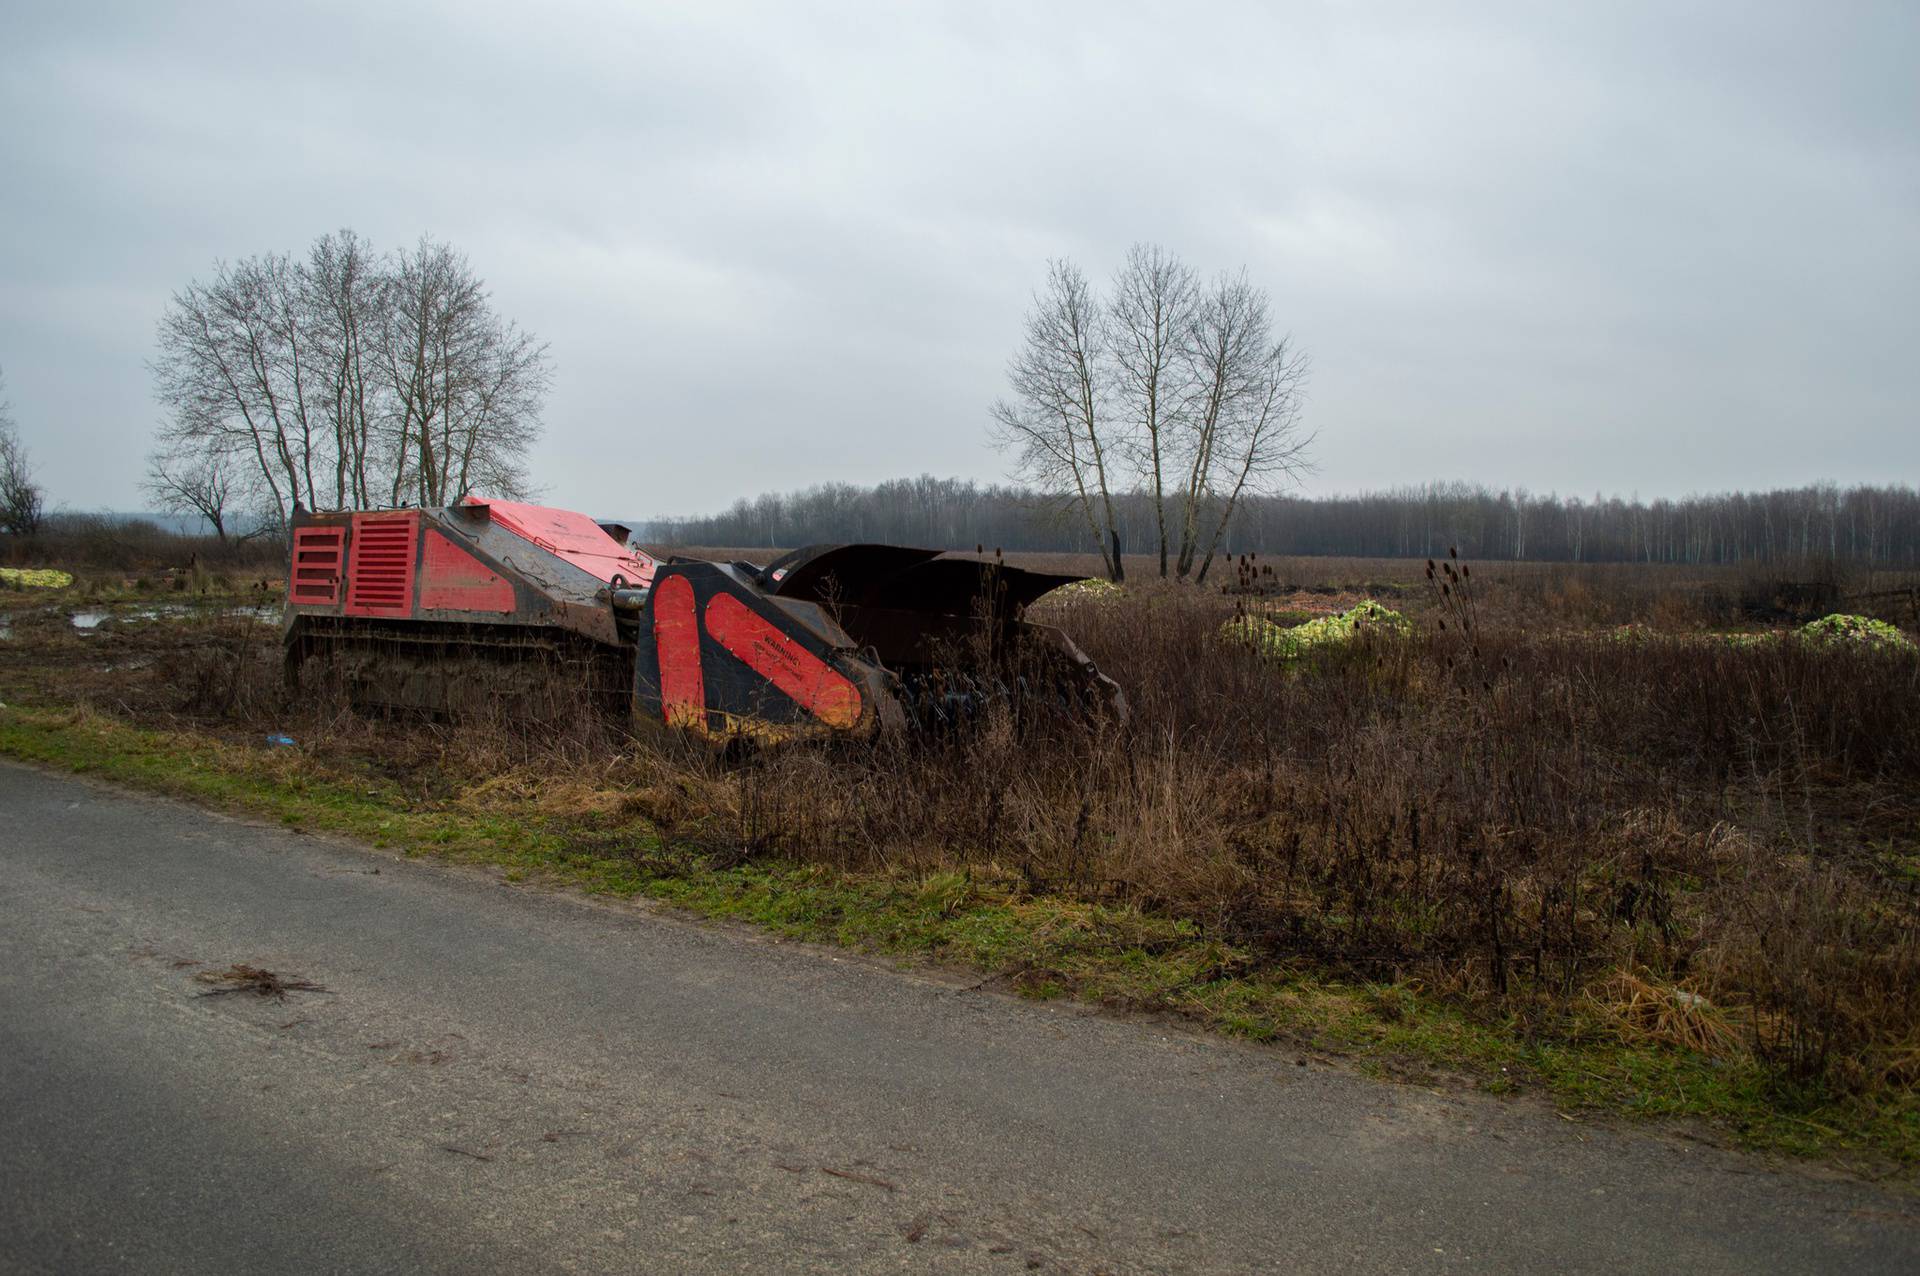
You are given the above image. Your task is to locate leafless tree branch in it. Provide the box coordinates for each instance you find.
[989,260,1127,581]
[1109,244,1197,578]
[0,366,45,536]
[143,448,238,542]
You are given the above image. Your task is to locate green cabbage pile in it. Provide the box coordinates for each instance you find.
[0,567,73,589]
[1047,578,1124,603]
[1223,599,1409,660]
[1798,613,1916,651]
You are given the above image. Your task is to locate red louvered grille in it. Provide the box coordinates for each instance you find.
[289,527,345,606]
[344,514,418,617]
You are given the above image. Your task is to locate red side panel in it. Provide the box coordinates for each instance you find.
[343,512,419,618]
[653,574,706,730]
[289,527,345,606]
[703,593,863,730]
[419,530,514,613]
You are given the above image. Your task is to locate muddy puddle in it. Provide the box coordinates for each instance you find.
[69,602,282,634]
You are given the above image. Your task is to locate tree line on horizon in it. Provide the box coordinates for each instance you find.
[643,476,1920,567]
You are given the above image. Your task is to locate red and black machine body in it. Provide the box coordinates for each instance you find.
[285,497,1120,741]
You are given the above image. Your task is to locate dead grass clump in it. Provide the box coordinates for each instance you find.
[458,768,653,821]
[1701,868,1920,1088]
[194,963,330,1000]
[1587,971,1751,1058]
[157,614,286,720]
[661,572,1920,1098]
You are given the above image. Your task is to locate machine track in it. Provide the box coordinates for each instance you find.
[287,617,632,725]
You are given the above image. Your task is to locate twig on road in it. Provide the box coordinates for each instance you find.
[822,1166,897,1192]
[193,964,330,1001]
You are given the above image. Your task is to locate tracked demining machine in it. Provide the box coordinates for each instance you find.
[283,497,1121,741]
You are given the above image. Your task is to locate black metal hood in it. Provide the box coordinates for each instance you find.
[764,544,1084,619]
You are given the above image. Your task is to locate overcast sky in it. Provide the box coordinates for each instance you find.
[2,0,1915,519]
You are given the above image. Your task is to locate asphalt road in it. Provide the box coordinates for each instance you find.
[0,761,1914,1274]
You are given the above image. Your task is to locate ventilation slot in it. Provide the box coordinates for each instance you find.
[289,527,345,606]
[345,514,418,617]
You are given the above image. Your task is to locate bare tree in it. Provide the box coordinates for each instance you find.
[377,238,548,506]
[1108,244,1197,578]
[1175,272,1312,582]
[992,251,1311,581]
[151,252,320,528]
[144,449,237,542]
[432,312,547,502]
[152,232,549,517]
[990,260,1126,581]
[0,367,45,536]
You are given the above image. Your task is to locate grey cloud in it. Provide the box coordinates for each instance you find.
[0,0,1914,519]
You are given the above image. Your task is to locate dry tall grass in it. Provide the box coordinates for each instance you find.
[44,563,1920,1096]
[646,577,1920,1092]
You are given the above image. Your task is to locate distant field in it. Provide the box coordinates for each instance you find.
[653,545,1920,629]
